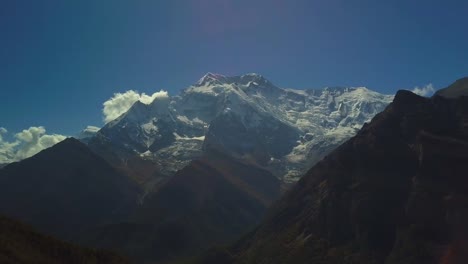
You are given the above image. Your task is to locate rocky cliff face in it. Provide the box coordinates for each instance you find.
[196,90,468,264]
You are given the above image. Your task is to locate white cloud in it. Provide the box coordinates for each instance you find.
[0,128,18,164]
[410,84,435,97]
[0,126,67,164]
[102,90,169,123]
[83,125,100,133]
[77,125,101,139]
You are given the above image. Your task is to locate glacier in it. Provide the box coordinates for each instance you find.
[90,73,394,183]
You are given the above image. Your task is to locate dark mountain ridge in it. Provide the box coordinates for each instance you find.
[0,135,282,264]
[85,150,281,263]
[193,89,468,264]
[435,77,468,98]
[0,138,140,241]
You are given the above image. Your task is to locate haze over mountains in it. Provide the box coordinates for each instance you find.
[0,74,467,264]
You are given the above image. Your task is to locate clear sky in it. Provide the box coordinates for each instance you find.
[1,0,468,135]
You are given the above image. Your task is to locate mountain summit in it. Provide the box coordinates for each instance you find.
[196,72,229,86]
[89,73,393,184]
[0,138,139,240]
[435,76,468,98]
[196,72,271,87]
[197,88,468,264]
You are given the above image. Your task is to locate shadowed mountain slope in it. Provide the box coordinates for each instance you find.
[0,215,130,264]
[0,138,140,241]
[193,88,468,264]
[435,77,468,98]
[86,150,281,264]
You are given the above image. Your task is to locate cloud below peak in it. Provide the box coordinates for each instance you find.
[0,126,67,164]
[410,84,435,97]
[102,90,168,123]
[83,125,100,133]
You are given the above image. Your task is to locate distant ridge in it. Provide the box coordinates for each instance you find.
[0,137,140,241]
[435,76,468,98]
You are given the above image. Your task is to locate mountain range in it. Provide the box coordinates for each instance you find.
[193,79,468,264]
[90,73,393,186]
[0,74,467,264]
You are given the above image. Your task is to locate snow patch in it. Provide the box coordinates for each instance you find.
[173,133,205,141]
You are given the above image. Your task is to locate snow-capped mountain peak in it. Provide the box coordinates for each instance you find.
[196,72,227,86]
[93,73,394,181]
[196,72,273,88]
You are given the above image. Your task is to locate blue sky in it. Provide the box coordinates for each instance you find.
[1,0,468,135]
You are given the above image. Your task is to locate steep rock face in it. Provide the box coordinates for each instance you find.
[203,107,300,166]
[202,91,468,264]
[86,133,165,198]
[91,73,392,184]
[85,151,281,264]
[386,131,468,264]
[0,138,140,241]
